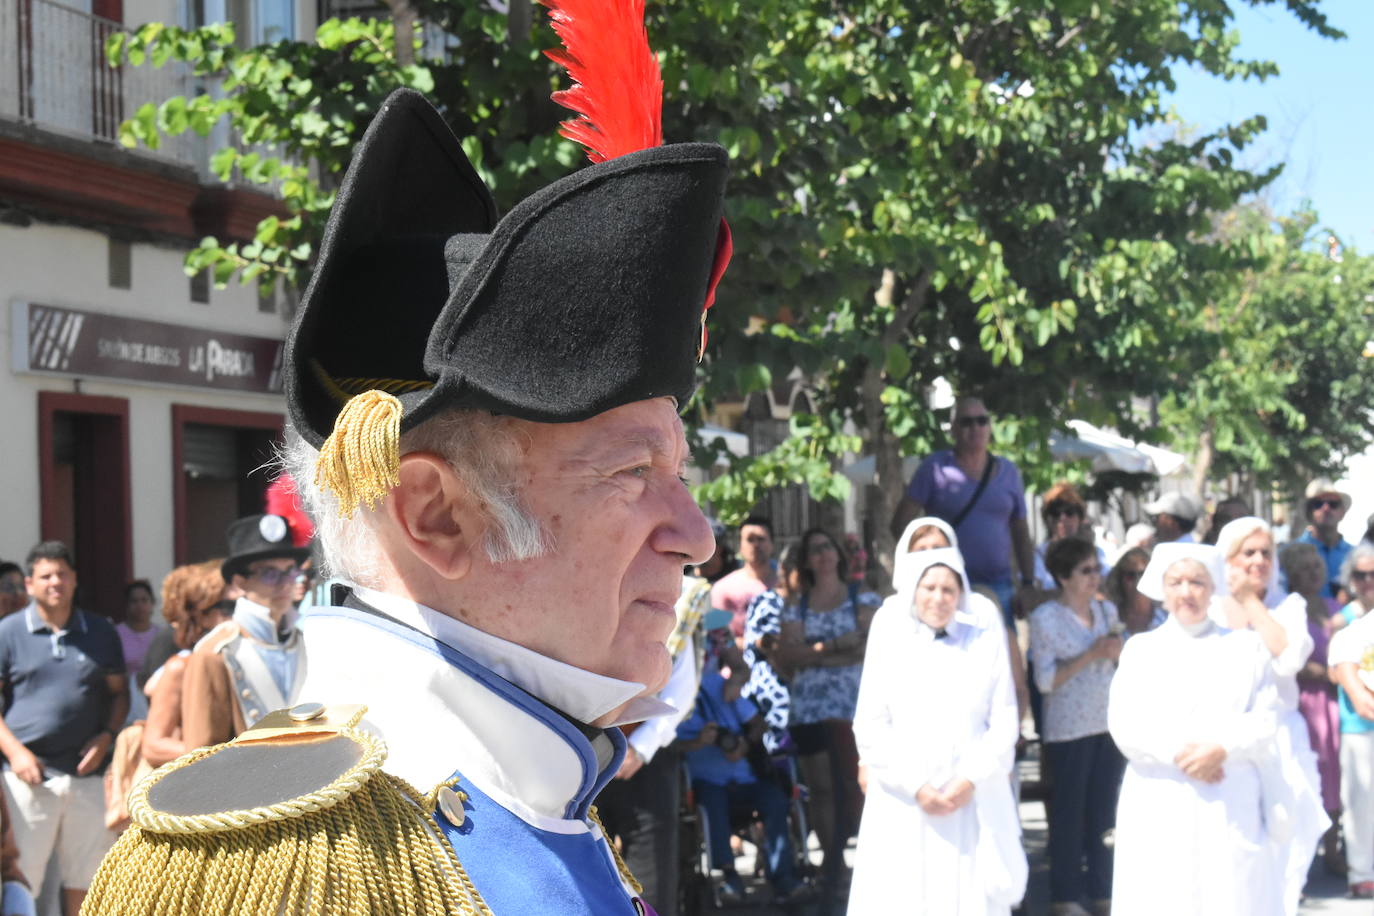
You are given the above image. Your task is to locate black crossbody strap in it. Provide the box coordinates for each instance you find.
[949,454,996,530]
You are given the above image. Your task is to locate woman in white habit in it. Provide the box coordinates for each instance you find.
[849,548,1025,915]
[1210,517,1328,913]
[888,517,1005,632]
[885,517,1028,719]
[1108,542,1285,916]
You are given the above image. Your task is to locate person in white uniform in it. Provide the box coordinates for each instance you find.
[885,517,1028,719]
[1108,542,1285,916]
[1209,517,1328,913]
[849,548,1026,915]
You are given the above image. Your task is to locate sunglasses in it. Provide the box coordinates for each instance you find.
[1352,570,1374,583]
[956,415,991,429]
[1120,569,1142,580]
[1046,502,1084,519]
[1307,497,1343,512]
[249,565,302,586]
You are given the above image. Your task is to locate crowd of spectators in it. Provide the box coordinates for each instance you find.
[653,401,1374,915]
[1,412,1372,916]
[0,512,313,916]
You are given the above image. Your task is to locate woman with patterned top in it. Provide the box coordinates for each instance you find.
[776,527,880,899]
[742,544,800,754]
[1028,537,1124,916]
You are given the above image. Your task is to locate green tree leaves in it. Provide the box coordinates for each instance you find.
[106,0,1347,533]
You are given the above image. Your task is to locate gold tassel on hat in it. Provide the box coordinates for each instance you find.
[315,390,403,518]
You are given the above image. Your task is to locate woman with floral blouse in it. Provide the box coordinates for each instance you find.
[1029,537,1124,916]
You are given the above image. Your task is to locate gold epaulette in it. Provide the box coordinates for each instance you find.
[83,703,493,916]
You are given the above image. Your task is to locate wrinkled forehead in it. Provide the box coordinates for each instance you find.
[546,397,688,466]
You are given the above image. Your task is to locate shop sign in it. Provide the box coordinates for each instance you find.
[11,302,284,393]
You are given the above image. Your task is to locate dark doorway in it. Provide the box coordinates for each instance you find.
[38,392,132,621]
[172,406,283,566]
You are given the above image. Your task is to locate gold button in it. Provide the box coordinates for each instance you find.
[436,786,466,827]
[240,688,252,698]
[288,702,327,723]
[248,708,261,720]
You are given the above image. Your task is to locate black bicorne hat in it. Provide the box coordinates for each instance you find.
[222,514,311,581]
[285,89,729,441]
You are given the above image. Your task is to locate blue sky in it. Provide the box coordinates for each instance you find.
[1162,0,1374,252]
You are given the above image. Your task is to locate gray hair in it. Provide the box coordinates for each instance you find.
[1340,542,1374,589]
[1278,541,1319,581]
[279,409,548,588]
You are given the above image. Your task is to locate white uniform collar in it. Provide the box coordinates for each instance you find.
[353,586,673,727]
[914,609,979,643]
[233,597,295,645]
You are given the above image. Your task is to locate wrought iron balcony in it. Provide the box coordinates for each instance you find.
[0,0,204,171]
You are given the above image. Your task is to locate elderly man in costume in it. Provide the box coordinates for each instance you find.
[81,1,731,913]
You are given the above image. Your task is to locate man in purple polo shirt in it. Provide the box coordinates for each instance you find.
[890,396,1036,624]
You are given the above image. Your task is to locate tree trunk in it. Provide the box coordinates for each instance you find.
[1190,419,1213,499]
[386,0,417,66]
[507,0,532,43]
[862,268,931,584]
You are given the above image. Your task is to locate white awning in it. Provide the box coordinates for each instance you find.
[1060,420,1187,477]
[693,424,750,465]
[839,454,918,487]
[839,420,1187,484]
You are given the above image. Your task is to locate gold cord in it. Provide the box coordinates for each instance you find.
[86,727,643,914]
[589,804,644,896]
[315,389,402,518]
[85,765,496,915]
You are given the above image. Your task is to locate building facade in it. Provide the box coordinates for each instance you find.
[0,0,318,618]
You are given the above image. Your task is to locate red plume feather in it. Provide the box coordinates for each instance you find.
[540,0,663,163]
[264,474,315,547]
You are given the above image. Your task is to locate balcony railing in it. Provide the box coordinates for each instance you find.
[1,0,203,170]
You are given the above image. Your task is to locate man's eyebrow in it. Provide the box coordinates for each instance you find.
[560,428,682,469]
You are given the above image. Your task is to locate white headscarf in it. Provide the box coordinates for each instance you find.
[1138,541,1220,603]
[895,547,972,627]
[1212,516,1284,605]
[892,517,959,598]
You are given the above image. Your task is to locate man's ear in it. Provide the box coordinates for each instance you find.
[385,452,483,581]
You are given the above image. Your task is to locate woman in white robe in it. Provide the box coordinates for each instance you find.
[883,518,1027,720]
[1210,517,1328,914]
[1109,543,1284,916]
[888,517,1005,632]
[849,549,1025,915]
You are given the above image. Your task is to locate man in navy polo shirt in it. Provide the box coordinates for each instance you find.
[0,542,126,915]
